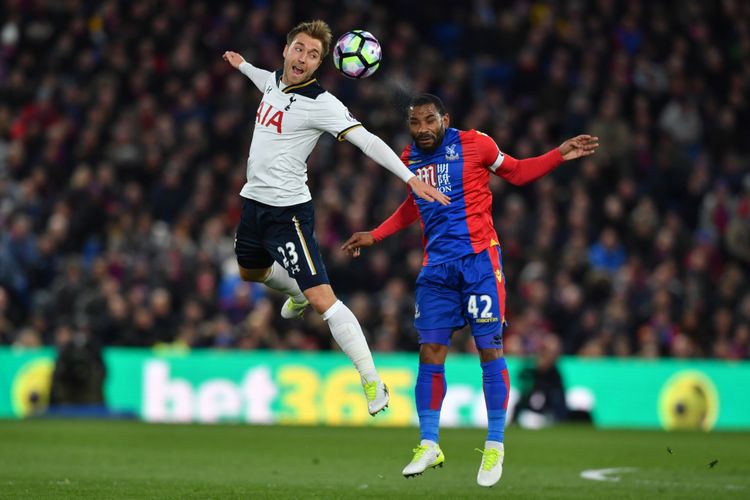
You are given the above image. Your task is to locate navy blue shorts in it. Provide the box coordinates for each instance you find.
[415,246,507,349]
[234,197,329,291]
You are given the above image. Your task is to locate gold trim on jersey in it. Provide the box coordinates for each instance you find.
[336,123,363,142]
[293,216,317,275]
[283,78,318,93]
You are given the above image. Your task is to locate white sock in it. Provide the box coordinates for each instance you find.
[263,262,306,303]
[420,439,438,448]
[322,300,379,383]
[485,440,504,451]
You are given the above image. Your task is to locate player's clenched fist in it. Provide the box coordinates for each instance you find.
[342,232,375,257]
[223,51,245,69]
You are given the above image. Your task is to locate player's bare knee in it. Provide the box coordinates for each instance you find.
[420,343,448,364]
[304,294,327,314]
[478,347,504,363]
[239,266,271,282]
[303,285,337,314]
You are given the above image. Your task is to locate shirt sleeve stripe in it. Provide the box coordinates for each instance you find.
[336,123,363,142]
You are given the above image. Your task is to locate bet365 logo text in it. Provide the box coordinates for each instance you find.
[141,361,413,425]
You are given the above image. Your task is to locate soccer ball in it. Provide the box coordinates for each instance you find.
[332,30,381,79]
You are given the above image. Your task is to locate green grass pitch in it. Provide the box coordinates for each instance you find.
[0,420,748,499]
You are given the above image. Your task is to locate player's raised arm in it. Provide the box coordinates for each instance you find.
[344,127,450,206]
[557,134,600,160]
[222,51,272,93]
[481,130,599,185]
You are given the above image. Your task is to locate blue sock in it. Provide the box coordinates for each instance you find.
[481,357,509,443]
[415,363,446,443]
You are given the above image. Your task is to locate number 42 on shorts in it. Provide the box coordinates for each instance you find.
[468,294,497,323]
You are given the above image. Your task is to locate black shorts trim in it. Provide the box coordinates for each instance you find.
[234,197,329,290]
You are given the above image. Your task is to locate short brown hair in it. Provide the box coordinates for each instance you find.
[286,20,333,59]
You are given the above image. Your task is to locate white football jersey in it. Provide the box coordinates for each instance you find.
[240,69,362,206]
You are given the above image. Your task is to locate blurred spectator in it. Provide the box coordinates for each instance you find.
[49,324,106,407]
[514,334,569,428]
[588,227,627,274]
[659,95,703,150]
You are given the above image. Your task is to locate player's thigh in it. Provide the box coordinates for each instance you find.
[460,247,507,348]
[415,264,464,346]
[259,200,330,292]
[235,198,275,273]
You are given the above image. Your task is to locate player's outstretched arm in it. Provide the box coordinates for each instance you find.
[558,134,599,160]
[222,51,272,93]
[222,51,246,69]
[341,232,374,257]
[341,194,420,257]
[493,134,599,185]
[345,127,450,206]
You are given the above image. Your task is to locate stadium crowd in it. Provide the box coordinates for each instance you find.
[1,0,749,360]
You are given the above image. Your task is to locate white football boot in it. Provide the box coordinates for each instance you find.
[280,296,310,319]
[363,380,389,415]
[402,441,445,477]
[476,441,504,487]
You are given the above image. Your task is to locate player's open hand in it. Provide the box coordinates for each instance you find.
[222,51,245,70]
[341,232,375,257]
[558,135,599,161]
[407,177,450,205]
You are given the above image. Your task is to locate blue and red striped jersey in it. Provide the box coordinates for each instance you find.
[402,128,500,265]
[372,128,564,266]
